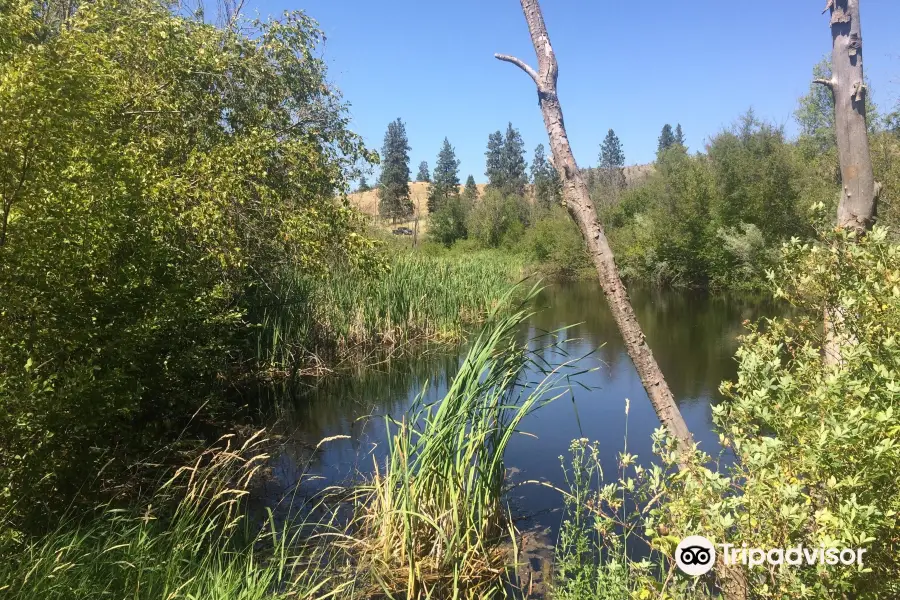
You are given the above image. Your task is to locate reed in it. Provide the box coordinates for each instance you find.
[252,250,525,374]
[331,285,578,598]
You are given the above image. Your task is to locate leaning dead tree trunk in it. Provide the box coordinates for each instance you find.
[497,2,748,597]
[494,0,692,453]
[818,0,877,365]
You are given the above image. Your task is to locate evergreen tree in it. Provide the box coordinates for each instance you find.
[531,143,558,210]
[657,124,676,154]
[463,175,479,203]
[501,122,528,196]
[485,131,505,189]
[428,137,461,213]
[358,176,371,192]
[598,129,626,190]
[416,161,430,182]
[378,118,413,222]
[675,123,686,147]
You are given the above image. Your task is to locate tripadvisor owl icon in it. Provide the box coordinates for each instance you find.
[676,535,716,576]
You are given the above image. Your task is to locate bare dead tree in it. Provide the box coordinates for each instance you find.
[817,0,877,234]
[496,2,748,596]
[494,0,693,453]
[818,1,878,365]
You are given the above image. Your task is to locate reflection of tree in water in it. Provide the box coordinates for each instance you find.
[526,282,782,404]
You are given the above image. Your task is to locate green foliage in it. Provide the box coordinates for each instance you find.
[675,123,686,147]
[427,137,460,213]
[343,290,569,597]
[0,0,374,533]
[378,118,413,221]
[0,432,349,600]
[531,143,561,211]
[598,128,626,195]
[463,174,479,203]
[429,193,470,247]
[486,123,527,196]
[607,112,812,289]
[466,188,529,249]
[416,160,430,182]
[485,130,504,188]
[521,206,589,277]
[501,122,528,196]
[657,123,676,154]
[562,223,900,598]
[358,176,372,192]
[253,250,524,370]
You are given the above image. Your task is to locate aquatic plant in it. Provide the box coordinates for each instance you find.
[328,285,580,598]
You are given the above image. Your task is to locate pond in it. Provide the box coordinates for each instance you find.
[263,280,779,536]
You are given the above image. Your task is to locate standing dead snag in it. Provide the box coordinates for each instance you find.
[818,0,877,233]
[494,1,693,454]
[819,0,876,365]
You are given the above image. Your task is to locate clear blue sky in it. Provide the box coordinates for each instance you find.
[246,0,900,184]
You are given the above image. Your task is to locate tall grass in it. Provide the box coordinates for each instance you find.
[332,285,579,598]
[0,432,346,600]
[252,251,525,374]
[3,290,578,600]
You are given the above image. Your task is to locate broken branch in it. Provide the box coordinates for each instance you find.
[494,53,540,87]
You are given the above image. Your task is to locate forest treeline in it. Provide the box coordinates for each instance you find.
[371,57,900,289]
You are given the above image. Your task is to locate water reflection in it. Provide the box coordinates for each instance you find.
[266,281,780,531]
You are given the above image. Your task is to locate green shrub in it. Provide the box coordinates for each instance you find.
[558,220,900,598]
[521,206,590,277]
[0,0,373,533]
[466,189,529,248]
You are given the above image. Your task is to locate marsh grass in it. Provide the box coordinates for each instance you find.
[251,251,525,375]
[328,285,587,599]
[0,431,349,600]
[2,289,582,600]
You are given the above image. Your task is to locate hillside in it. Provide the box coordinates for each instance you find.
[348,164,654,218]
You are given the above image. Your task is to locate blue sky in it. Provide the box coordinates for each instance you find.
[246,0,900,184]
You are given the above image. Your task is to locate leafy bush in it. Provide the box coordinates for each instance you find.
[558,220,900,598]
[520,206,590,277]
[0,0,372,533]
[466,189,529,248]
[428,193,470,247]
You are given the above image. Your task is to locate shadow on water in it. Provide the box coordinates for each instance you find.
[258,280,781,536]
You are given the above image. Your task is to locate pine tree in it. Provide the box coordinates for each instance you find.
[501,122,528,196]
[485,131,505,190]
[428,138,461,213]
[657,124,676,154]
[674,124,686,147]
[378,118,413,222]
[358,176,371,192]
[463,175,479,203]
[531,143,557,210]
[598,129,626,190]
[416,161,431,182]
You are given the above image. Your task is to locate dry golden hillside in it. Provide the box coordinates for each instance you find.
[347,181,489,218]
[347,164,654,219]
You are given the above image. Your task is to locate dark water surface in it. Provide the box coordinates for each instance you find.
[265,281,779,532]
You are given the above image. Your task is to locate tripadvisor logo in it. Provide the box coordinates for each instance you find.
[675,535,869,576]
[676,535,716,576]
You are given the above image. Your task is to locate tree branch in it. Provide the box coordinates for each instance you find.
[494,53,540,87]
[813,78,834,88]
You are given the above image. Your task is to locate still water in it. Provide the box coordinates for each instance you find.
[266,280,778,532]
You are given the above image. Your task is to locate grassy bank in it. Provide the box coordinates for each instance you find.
[1,295,568,600]
[251,249,527,375]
